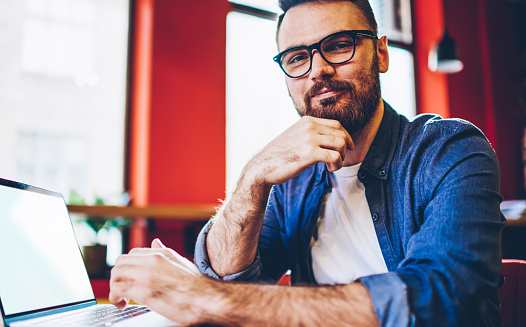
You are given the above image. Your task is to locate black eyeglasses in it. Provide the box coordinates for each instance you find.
[273,30,377,78]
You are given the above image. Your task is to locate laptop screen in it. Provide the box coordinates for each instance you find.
[0,179,94,317]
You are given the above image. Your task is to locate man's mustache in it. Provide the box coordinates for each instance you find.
[304,80,354,103]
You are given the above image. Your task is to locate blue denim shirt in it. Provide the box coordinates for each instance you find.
[195,102,506,326]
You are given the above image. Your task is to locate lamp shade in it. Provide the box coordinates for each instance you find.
[429,29,464,73]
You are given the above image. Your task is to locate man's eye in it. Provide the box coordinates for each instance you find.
[326,42,354,53]
[286,53,309,65]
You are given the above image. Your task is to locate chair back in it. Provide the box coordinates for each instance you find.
[500,259,526,327]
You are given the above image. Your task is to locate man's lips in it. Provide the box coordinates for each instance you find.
[311,88,342,100]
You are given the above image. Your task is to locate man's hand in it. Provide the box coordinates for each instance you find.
[109,239,218,325]
[248,116,354,186]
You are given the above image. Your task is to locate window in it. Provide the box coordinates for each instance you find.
[370,0,416,118]
[226,4,297,193]
[226,0,416,192]
[0,0,130,203]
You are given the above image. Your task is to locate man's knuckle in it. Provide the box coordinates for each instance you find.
[335,137,346,148]
[153,253,166,262]
[327,151,340,163]
[332,120,343,128]
[301,117,317,130]
[304,133,316,144]
[305,145,317,157]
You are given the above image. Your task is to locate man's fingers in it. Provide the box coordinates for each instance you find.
[127,247,183,267]
[109,270,133,309]
[109,279,149,309]
[131,241,198,272]
[300,117,354,151]
[109,264,151,308]
[315,134,347,159]
[116,248,202,278]
[346,133,355,150]
[109,296,129,310]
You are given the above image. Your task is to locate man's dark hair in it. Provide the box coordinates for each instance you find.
[277,0,378,37]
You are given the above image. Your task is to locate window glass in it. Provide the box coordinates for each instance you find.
[229,0,281,13]
[370,0,412,44]
[381,46,416,119]
[226,12,298,193]
[0,0,129,203]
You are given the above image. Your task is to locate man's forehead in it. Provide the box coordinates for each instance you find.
[277,1,368,50]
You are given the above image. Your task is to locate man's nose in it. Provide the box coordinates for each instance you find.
[309,50,336,80]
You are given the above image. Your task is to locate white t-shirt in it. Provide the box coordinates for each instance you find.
[310,164,388,285]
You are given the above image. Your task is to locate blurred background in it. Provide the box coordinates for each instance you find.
[1,0,525,288]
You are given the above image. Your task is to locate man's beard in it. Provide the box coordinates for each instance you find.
[301,56,381,135]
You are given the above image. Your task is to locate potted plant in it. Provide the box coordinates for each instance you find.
[68,191,131,278]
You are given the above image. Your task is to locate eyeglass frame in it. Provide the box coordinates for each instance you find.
[273,30,378,78]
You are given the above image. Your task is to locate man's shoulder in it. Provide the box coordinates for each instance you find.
[397,114,497,176]
[406,114,479,133]
[402,114,488,145]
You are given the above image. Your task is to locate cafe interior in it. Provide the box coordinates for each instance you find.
[1,0,526,323]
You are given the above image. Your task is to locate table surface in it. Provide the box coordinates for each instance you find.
[67,204,217,221]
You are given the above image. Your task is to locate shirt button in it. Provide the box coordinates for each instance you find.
[372,213,379,222]
[378,170,386,177]
[358,171,367,180]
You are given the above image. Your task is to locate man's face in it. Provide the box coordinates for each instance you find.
[277,1,388,135]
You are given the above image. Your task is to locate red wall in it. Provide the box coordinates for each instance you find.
[128,0,229,253]
[413,0,449,118]
[444,0,523,199]
[149,0,229,205]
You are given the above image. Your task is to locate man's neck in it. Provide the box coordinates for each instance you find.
[342,100,385,167]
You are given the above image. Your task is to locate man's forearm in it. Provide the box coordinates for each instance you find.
[110,237,380,327]
[206,167,273,276]
[203,281,379,327]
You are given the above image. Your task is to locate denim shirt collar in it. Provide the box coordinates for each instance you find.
[359,101,400,181]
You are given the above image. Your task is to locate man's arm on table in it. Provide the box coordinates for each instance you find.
[109,239,379,327]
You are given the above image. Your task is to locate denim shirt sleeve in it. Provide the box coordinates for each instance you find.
[357,273,415,326]
[360,121,505,326]
[194,187,289,283]
[194,219,263,281]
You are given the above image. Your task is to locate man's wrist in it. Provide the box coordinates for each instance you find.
[234,161,273,203]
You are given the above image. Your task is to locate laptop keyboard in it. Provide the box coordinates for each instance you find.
[22,305,150,326]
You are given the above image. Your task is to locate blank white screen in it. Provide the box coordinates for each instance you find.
[0,185,94,316]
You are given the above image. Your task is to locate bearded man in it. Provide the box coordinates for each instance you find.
[109,1,505,326]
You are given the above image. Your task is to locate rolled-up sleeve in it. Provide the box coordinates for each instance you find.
[194,186,290,283]
[194,219,263,281]
[358,273,415,326]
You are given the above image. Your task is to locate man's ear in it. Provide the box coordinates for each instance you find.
[377,35,389,73]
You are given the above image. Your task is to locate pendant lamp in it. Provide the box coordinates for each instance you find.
[428,1,464,73]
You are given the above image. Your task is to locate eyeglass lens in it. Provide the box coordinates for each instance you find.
[280,33,356,78]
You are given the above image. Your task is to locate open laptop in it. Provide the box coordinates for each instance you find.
[0,178,180,327]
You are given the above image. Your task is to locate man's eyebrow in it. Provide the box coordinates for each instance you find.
[279,39,311,51]
[280,29,353,50]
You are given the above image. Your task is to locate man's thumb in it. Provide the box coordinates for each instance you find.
[151,238,166,249]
